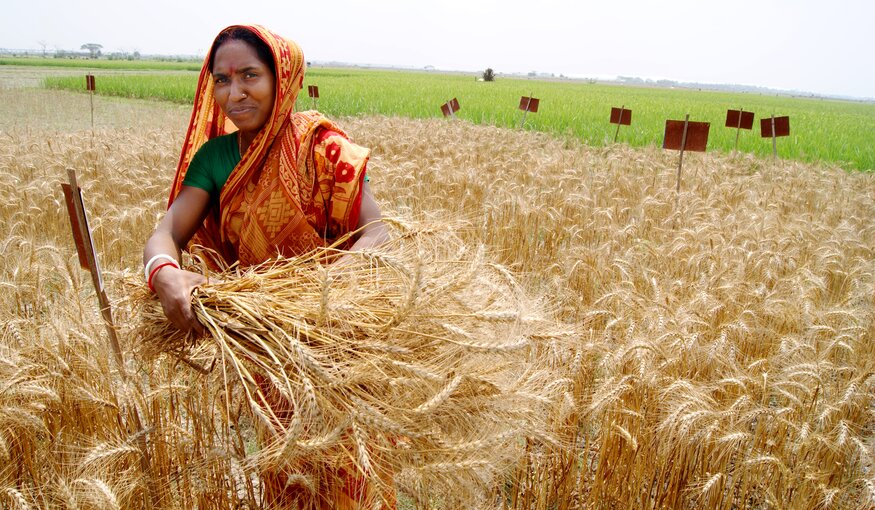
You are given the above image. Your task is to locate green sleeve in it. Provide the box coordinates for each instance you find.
[182,146,217,195]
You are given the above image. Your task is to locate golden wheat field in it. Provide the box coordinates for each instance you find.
[1,86,874,509]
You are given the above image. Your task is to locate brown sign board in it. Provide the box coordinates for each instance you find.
[761,116,790,137]
[663,120,710,152]
[610,107,632,125]
[726,109,754,130]
[61,183,91,270]
[519,96,540,113]
[62,170,123,373]
[441,98,460,117]
[85,74,95,91]
[308,85,319,98]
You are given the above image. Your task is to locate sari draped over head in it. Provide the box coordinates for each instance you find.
[170,24,369,268]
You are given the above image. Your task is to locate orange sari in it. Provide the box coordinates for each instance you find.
[169,25,394,509]
[170,25,368,269]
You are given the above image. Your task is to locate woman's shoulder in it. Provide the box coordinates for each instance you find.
[190,132,239,168]
[291,110,330,130]
[184,132,240,193]
[197,132,237,154]
[290,110,349,144]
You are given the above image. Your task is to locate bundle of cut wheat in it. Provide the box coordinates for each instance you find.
[129,220,575,506]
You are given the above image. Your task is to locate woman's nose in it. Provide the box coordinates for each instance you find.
[230,81,247,100]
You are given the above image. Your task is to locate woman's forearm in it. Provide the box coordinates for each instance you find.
[348,220,389,252]
[143,186,211,266]
[143,229,183,266]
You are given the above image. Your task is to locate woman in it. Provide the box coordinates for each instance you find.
[144,25,387,334]
[142,25,391,509]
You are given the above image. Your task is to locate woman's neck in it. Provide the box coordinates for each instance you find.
[238,131,255,156]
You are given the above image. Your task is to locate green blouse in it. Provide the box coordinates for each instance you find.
[181,133,240,197]
[181,132,369,203]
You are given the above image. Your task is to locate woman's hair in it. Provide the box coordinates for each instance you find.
[208,27,276,77]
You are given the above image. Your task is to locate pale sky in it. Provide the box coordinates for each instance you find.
[3,0,873,99]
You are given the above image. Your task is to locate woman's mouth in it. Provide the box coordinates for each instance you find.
[228,105,255,116]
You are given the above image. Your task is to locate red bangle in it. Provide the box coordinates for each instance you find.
[148,261,178,292]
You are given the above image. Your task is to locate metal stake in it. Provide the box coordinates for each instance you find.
[614,105,624,143]
[676,114,690,194]
[771,114,777,160]
[672,114,691,230]
[519,94,532,129]
[734,107,743,154]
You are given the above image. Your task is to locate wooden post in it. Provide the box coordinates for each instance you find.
[65,169,124,372]
[86,74,95,141]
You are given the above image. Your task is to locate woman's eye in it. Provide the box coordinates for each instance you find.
[214,77,227,85]
[245,72,257,79]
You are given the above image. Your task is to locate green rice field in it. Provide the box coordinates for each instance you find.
[0,56,201,71]
[33,64,875,171]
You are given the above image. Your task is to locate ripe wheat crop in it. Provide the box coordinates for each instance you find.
[0,87,873,509]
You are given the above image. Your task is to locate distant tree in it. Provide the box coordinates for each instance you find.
[37,40,47,57]
[80,43,103,59]
[482,68,495,82]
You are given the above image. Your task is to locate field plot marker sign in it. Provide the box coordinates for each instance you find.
[440,97,460,119]
[663,114,710,194]
[308,85,319,110]
[61,169,125,374]
[725,108,754,153]
[518,95,540,129]
[761,115,790,160]
[85,74,96,129]
[62,171,163,504]
[610,105,632,143]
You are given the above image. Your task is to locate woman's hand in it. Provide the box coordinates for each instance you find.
[143,185,211,334]
[151,266,208,335]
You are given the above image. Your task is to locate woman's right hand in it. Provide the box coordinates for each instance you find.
[143,185,212,335]
[151,266,208,335]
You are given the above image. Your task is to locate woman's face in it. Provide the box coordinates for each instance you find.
[211,39,276,136]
